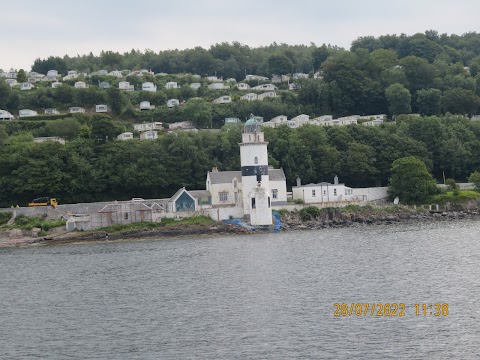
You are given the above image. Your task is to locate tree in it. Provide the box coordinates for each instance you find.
[385,83,411,116]
[91,115,119,142]
[107,87,124,115]
[388,156,439,204]
[468,171,480,190]
[442,88,480,116]
[267,53,294,75]
[416,88,441,115]
[17,69,27,83]
[183,98,212,128]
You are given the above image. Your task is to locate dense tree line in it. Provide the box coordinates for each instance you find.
[1,114,480,207]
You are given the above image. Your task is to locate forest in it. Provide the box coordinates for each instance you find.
[2,30,480,206]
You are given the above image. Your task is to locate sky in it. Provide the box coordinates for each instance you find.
[1,0,480,71]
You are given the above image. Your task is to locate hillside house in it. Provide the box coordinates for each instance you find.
[245,75,269,81]
[165,82,179,89]
[51,81,62,88]
[134,122,163,132]
[167,99,180,108]
[20,82,34,90]
[0,110,14,120]
[252,84,277,91]
[117,132,134,141]
[140,101,155,110]
[142,82,157,92]
[257,92,277,101]
[109,70,122,77]
[95,104,108,113]
[74,81,87,89]
[33,136,66,144]
[140,130,158,140]
[240,93,258,101]
[45,108,60,115]
[98,81,110,89]
[168,121,194,130]
[190,83,201,90]
[19,109,38,118]
[119,81,134,91]
[69,107,85,113]
[225,117,240,124]
[5,79,17,87]
[213,95,231,104]
[237,83,250,90]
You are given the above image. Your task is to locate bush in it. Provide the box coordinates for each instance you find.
[469,171,480,190]
[299,206,321,221]
[0,212,12,225]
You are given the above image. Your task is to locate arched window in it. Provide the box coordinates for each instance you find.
[233,179,238,188]
[254,156,258,164]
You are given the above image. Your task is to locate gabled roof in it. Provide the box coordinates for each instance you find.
[189,190,212,198]
[168,187,196,203]
[208,168,286,184]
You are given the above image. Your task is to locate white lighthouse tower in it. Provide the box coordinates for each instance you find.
[239,115,272,226]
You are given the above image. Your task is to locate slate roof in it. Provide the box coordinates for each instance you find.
[189,190,212,198]
[208,168,286,184]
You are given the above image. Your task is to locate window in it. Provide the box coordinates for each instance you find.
[272,189,278,199]
[233,179,238,189]
[268,197,271,208]
[312,189,316,197]
[124,213,129,220]
[251,198,256,209]
[334,189,337,196]
[254,156,258,164]
[323,190,326,195]
[219,192,228,202]
[234,192,238,203]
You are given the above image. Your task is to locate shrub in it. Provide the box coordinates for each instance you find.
[299,206,321,221]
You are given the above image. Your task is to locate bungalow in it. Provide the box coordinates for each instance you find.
[47,70,58,77]
[63,71,78,81]
[117,132,134,141]
[19,109,38,118]
[134,122,163,132]
[165,82,179,89]
[226,78,237,84]
[168,121,194,130]
[225,117,240,124]
[292,176,355,204]
[5,70,17,79]
[293,73,309,79]
[33,136,65,144]
[142,82,157,92]
[359,114,387,121]
[119,81,134,91]
[20,82,34,91]
[208,83,229,90]
[237,83,250,90]
[51,81,62,88]
[5,79,17,87]
[139,101,155,110]
[109,70,123,77]
[240,93,258,101]
[206,76,222,82]
[287,114,309,128]
[98,70,108,75]
[95,104,108,113]
[74,81,87,89]
[167,99,180,108]
[336,116,358,125]
[69,107,85,113]
[245,75,269,81]
[0,109,14,120]
[363,119,384,126]
[257,91,277,101]
[213,95,231,104]
[262,115,288,128]
[252,84,277,91]
[140,130,158,140]
[45,108,60,115]
[190,83,201,90]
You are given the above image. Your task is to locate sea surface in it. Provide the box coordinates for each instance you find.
[1,220,480,359]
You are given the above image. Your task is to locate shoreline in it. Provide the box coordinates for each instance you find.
[2,206,480,249]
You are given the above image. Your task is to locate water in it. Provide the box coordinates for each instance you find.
[1,220,480,359]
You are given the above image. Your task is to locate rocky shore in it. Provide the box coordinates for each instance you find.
[1,202,480,248]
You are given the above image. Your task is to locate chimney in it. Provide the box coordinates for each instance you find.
[212,167,218,172]
[334,175,339,185]
[296,176,301,187]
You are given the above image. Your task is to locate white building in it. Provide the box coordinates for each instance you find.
[292,176,355,204]
[241,93,258,101]
[257,92,277,101]
[363,119,384,126]
[119,81,134,91]
[252,84,277,91]
[213,95,231,104]
[140,101,155,110]
[69,107,85,113]
[190,83,201,90]
[139,130,158,140]
[134,122,163,132]
[74,81,87,89]
[0,109,14,120]
[262,115,288,128]
[237,83,250,90]
[45,108,60,115]
[165,82,179,89]
[167,99,180,108]
[225,117,240,124]
[245,75,269,81]
[117,132,134,141]
[168,121,194,130]
[51,81,62,88]
[208,83,229,90]
[96,104,108,113]
[33,136,65,144]
[142,82,157,92]
[19,109,38,118]
[20,82,34,90]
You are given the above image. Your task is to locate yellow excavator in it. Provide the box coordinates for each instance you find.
[28,197,58,207]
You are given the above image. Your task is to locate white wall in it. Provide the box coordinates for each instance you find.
[352,187,388,202]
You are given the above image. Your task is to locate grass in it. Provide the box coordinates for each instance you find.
[0,214,66,231]
[427,190,480,205]
[0,212,12,225]
[96,216,215,233]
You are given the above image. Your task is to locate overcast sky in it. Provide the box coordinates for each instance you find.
[2,0,480,71]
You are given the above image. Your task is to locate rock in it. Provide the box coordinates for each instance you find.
[8,229,23,238]
[31,228,42,237]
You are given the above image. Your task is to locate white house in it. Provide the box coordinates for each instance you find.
[245,75,269,81]
[140,101,155,110]
[74,81,87,89]
[5,79,17,87]
[119,81,134,91]
[240,93,258,101]
[292,176,355,204]
[33,136,65,144]
[140,130,158,140]
[190,83,201,90]
[117,132,134,141]
[206,76,222,82]
[109,70,123,77]
[237,83,250,90]
[208,83,229,90]
[69,107,85,113]
[289,114,310,128]
[257,92,277,101]
[5,70,17,79]
[98,81,110,89]
[51,81,62,88]
[167,99,180,108]
[0,109,14,120]
[165,82,179,89]
[19,109,38,118]
[262,115,288,128]
[225,117,240,124]
[45,108,60,115]
[63,72,78,81]
[169,121,194,130]
[134,122,163,132]
[252,84,277,91]
[142,82,157,92]
[98,70,108,75]
[20,82,34,90]
[47,70,58,77]
[359,114,387,121]
[213,95,231,104]
[96,104,108,113]
[363,119,384,126]
[293,73,309,79]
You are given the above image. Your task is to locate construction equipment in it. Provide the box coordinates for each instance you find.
[28,197,58,207]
